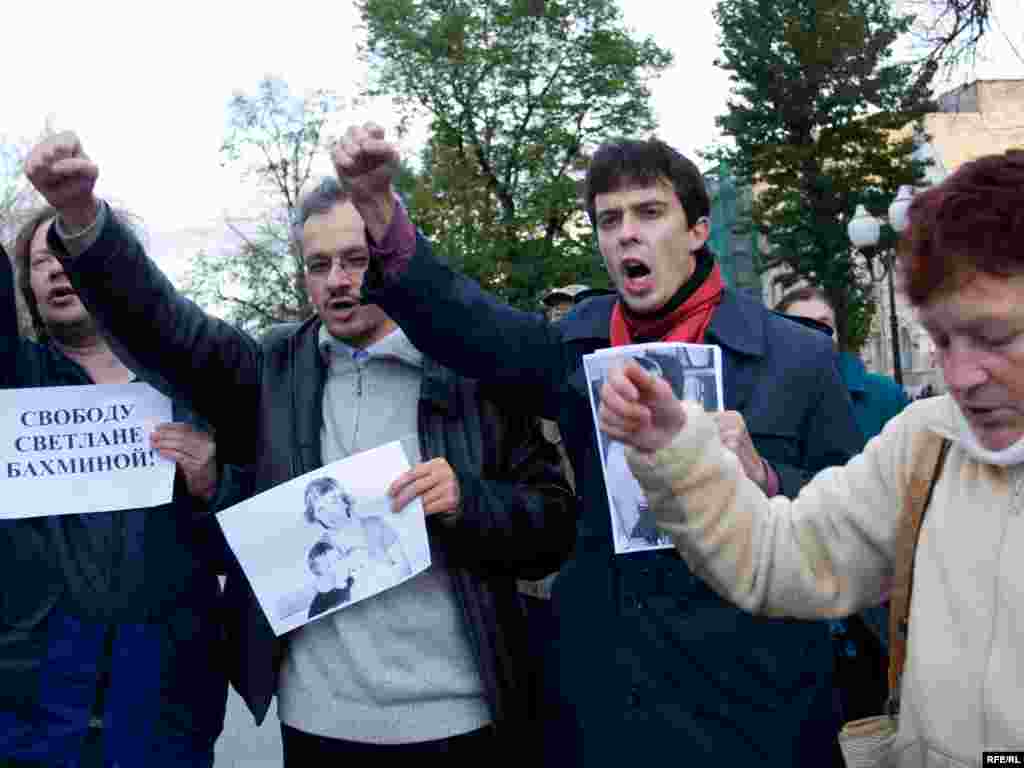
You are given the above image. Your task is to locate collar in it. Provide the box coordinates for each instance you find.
[922,395,961,443]
[703,289,765,358]
[558,287,765,359]
[318,325,423,370]
[925,394,1024,466]
[837,352,868,394]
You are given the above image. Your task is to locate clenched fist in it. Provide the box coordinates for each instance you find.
[26,132,99,232]
[333,122,400,202]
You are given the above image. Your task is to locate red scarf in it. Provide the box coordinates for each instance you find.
[609,263,725,346]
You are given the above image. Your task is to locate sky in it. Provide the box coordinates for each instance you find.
[5,0,1024,282]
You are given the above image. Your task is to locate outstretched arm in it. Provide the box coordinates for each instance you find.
[600,361,902,619]
[335,124,572,419]
[25,132,264,465]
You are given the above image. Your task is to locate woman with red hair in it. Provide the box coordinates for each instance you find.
[599,151,1024,767]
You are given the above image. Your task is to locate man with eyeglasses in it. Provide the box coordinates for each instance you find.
[25,133,576,766]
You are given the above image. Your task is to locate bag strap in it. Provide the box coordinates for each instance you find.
[886,433,951,715]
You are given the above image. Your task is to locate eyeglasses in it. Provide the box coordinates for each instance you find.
[304,252,371,277]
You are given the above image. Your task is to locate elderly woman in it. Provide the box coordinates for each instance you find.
[598,151,1024,767]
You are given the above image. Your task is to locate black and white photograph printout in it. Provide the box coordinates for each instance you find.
[216,441,431,635]
[583,343,724,554]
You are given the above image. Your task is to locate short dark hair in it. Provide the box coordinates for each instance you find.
[12,206,60,339]
[308,539,337,574]
[293,177,354,252]
[899,150,1024,305]
[303,476,352,525]
[584,138,710,228]
[774,286,832,314]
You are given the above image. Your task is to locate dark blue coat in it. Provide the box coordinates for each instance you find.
[363,232,864,765]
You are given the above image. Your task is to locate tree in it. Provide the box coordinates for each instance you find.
[359,0,671,308]
[2,135,45,337]
[404,138,604,304]
[712,0,934,351]
[186,77,339,332]
[910,0,992,71]
[1,138,40,246]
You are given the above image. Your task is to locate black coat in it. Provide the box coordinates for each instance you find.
[55,213,577,738]
[361,231,865,765]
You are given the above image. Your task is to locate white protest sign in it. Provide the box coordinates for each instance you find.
[0,383,175,519]
[218,441,431,636]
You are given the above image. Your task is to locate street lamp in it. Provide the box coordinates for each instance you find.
[847,185,914,389]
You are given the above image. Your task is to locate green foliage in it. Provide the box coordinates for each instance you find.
[711,0,934,351]
[186,77,339,333]
[358,0,666,308]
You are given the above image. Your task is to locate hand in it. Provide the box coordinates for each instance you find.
[151,422,218,502]
[333,122,400,204]
[388,458,461,516]
[25,132,100,231]
[711,411,767,490]
[599,361,687,454]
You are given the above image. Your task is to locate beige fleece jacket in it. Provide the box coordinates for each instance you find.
[629,395,1024,767]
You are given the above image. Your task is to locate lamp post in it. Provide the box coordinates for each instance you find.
[847,185,914,389]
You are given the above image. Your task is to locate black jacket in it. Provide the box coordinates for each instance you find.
[359,230,865,765]
[55,213,577,735]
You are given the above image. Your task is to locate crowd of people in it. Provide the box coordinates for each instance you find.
[0,122,1019,768]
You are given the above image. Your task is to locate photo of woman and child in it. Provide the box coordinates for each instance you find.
[302,477,413,620]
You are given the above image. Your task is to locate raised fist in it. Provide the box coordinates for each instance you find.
[26,132,99,230]
[332,122,400,203]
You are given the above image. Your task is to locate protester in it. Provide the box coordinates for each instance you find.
[541,284,590,322]
[777,286,908,444]
[1,208,237,767]
[314,124,862,764]
[598,149,1024,767]
[777,286,909,721]
[27,133,576,765]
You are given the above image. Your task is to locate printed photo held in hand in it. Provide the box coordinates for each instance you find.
[584,342,722,554]
[217,441,431,635]
[0,382,175,518]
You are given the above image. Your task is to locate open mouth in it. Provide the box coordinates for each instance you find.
[623,260,651,279]
[48,286,78,304]
[620,258,654,296]
[327,297,358,311]
[965,405,1011,423]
